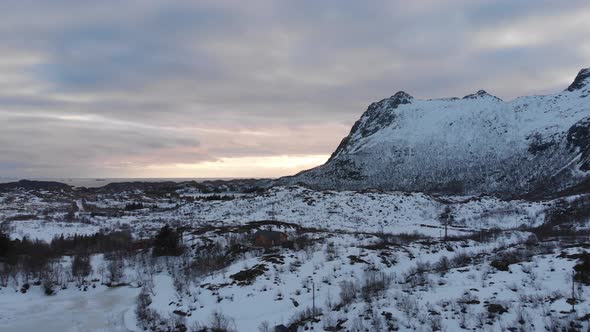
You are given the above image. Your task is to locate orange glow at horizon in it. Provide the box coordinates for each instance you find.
[130,154,330,178]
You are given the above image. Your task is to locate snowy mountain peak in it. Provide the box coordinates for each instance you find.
[390,91,413,101]
[463,89,502,101]
[283,68,590,196]
[567,67,590,92]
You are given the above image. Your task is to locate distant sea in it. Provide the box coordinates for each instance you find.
[0,177,243,188]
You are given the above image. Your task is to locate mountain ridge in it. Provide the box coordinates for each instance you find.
[280,67,590,197]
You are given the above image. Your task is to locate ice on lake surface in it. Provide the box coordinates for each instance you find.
[0,286,140,332]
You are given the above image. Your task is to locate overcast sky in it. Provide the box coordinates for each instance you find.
[1,0,589,179]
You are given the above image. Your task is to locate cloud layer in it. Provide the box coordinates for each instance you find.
[1,0,589,178]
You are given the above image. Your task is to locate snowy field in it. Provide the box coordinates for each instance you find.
[1,186,549,242]
[1,185,589,331]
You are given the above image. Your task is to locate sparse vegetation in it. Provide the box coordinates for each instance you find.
[153,225,184,257]
[2,182,590,331]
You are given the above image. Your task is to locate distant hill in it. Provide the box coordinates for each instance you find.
[0,179,72,191]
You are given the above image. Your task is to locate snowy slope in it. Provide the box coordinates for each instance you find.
[175,186,547,236]
[283,68,590,196]
[2,185,589,331]
[0,186,549,242]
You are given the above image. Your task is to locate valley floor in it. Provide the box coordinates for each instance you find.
[1,185,589,331]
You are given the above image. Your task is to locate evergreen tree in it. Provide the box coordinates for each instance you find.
[153,225,183,257]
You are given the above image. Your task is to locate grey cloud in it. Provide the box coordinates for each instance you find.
[0,1,589,177]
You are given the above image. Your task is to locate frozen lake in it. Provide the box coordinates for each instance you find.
[0,286,140,332]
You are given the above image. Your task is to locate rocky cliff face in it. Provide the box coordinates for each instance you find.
[281,68,590,196]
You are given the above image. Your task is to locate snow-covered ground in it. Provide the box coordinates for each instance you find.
[9,219,101,242]
[1,185,588,331]
[139,230,589,331]
[2,186,548,242]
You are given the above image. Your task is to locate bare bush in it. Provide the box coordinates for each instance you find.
[361,270,391,302]
[71,254,91,285]
[258,321,271,332]
[339,280,357,306]
[450,251,472,267]
[289,306,322,328]
[106,256,124,284]
[325,242,337,261]
[395,292,419,317]
[135,287,160,330]
[210,310,236,332]
[436,255,450,273]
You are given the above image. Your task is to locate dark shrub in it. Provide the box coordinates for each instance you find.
[491,251,527,271]
[153,225,183,257]
[574,253,590,285]
[124,202,144,211]
[72,254,92,283]
[487,303,508,315]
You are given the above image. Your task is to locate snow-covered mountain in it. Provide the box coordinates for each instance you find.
[282,68,590,196]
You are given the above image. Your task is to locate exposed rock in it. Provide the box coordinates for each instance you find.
[567,68,590,92]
